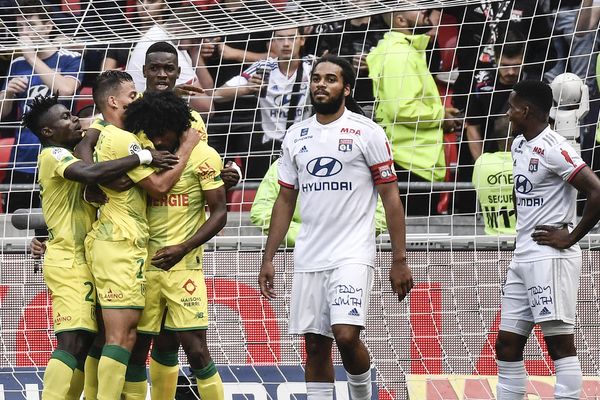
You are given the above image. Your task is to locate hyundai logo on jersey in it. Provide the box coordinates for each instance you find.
[307,157,343,177]
[514,174,533,194]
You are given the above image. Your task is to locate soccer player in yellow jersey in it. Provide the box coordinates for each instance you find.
[85,70,200,400]
[122,90,227,400]
[22,94,178,400]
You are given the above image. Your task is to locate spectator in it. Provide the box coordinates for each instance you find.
[126,2,197,92]
[0,0,83,212]
[471,116,516,235]
[311,14,387,118]
[367,10,459,216]
[464,29,524,162]
[446,2,553,111]
[213,27,311,178]
[200,0,273,162]
[251,159,389,246]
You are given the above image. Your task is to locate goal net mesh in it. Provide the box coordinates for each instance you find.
[1,0,600,399]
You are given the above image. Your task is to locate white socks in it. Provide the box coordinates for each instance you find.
[496,360,527,400]
[346,369,372,400]
[306,382,334,400]
[554,356,582,399]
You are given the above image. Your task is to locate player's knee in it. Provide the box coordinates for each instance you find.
[105,327,138,349]
[56,331,93,359]
[305,336,332,364]
[332,328,361,353]
[495,334,526,361]
[542,322,576,360]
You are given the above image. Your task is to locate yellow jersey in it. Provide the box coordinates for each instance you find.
[87,120,154,245]
[38,147,96,267]
[147,141,224,271]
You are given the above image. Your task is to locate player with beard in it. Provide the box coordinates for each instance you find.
[258,55,413,400]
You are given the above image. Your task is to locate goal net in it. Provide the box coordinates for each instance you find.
[1,0,600,399]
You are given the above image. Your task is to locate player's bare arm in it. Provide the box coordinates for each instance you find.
[136,127,200,199]
[151,185,227,270]
[377,181,413,301]
[64,149,178,185]
[259,185,298,300]
[74,127,100,162]
[532,166,600,249]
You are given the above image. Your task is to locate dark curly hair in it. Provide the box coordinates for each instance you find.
[311,55,364,115]
[22,93,59,142]
[124,90,193,140]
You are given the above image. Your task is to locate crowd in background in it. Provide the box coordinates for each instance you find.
[1,0,600,227]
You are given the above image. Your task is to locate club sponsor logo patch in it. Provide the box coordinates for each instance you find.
[338,139,353,152]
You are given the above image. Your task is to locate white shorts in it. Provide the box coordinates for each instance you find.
[501,257,581,325]
[289,264,374,338]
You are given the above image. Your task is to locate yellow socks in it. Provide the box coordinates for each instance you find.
[193,361,224,400]
[122,363,148,400]
[42,350,77,400]
[83,345,102,400]
[149,350,179,400]
[65,365,85,400]
[96,344,130,400]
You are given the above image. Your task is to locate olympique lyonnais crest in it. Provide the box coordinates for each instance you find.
[529,158,539,173]
[338,139,353,152]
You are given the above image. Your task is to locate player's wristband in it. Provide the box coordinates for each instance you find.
[137,149,153,165]
[229,161,243,180]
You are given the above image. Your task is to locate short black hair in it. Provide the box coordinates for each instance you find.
[22,94,59,142]
[513,80,553,115]
[124,91,192,140]
[494,29,526,60]
[145,41,178,62]
[92,70,134,112]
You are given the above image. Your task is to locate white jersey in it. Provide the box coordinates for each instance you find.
[511,126,586,261]
[226,56,312,142]
[278,109,396,272]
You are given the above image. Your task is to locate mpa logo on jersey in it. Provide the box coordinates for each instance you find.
[338,139,353,152]
[528,158,539,173]
[128,143,142,155]
[340,127,361,136]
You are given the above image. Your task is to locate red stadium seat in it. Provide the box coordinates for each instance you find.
[435,13,460,215]
[0,137,15,213]
[74,86,95,116]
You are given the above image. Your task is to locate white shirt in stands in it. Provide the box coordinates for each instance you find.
[225,56,312,142]
[126,25,196,92]
[511,125,586,261]
[278,108,396,272]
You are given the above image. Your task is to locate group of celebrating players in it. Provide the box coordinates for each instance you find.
[30,41,237,400]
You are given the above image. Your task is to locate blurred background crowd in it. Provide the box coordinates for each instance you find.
[1,0,599,235]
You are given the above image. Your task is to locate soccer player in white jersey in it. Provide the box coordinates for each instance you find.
[259,55,413,400]
[495,80,600,400]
